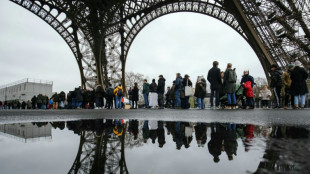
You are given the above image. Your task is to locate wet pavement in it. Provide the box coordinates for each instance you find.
[0,109,310,174]
[0,109,310,125]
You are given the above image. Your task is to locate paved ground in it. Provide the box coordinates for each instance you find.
[0,108,309,126]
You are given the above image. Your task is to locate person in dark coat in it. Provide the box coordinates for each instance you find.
[182,74,192,109]
[289,62,309,109]
[175,73,183,108]
[95,85,104,109]
[51,92,59,109]
[223,63,237,109]
[142,79,150,108]
[149,79,158,108]
[31,96,37,109]
[194,77,207,109]
[195,123,207,148]
[132,83,139,109]
[207,61,221,108]
[128,87,133,108]
[208,123,225,163]
[157,75,166,109]
[75,86,84,109]
[59,91,66,109]
[269,64,283,108]
[105,84,113,109]
[165,87,172,108]
[157,121,166,148]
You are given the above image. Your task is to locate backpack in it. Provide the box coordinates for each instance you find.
[117,89,123,96]
[106,88,113,96]
[228,69,237,83]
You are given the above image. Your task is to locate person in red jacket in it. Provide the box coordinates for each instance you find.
[242,81,254,109]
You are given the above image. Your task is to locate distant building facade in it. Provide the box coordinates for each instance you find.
[0,78,53,102]
[0,123,52,143]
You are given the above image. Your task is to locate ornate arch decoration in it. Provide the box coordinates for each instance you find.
[122,1,248,63]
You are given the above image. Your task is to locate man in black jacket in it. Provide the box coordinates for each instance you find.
[207,61,221,109]
[270,64,283,108]
[157,75,166,109]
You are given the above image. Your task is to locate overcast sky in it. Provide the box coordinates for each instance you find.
[0,1,265,93]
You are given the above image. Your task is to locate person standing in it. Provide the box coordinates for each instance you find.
[223,63,237,109]
[269,64,283,108]
[31,95,37,109]
[149,79,158,109]
[282,65,294,109]
[128,87,133,108]
[165,87,172,108]
[59,91,66,109]
[142,79,150,108]
[207,61,221,109]
[75,86,84,109]
[241,70,255,109]
[113,84,123,109]
[290,62,309,109]
[51,92,59,109]
[95,85,105,109]
[175,73,183,109]
[259,85,272,109]
[132,83,139,109]
[105,84,114,109]
[170,81,176,109]
[157,75,166,109]
[182,74,192,109]
[194,78,207,109]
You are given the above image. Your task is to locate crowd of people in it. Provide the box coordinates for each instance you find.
[0,60,308,110]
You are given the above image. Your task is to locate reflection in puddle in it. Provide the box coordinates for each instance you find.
[0,123,52,142]
[0,119,309,174]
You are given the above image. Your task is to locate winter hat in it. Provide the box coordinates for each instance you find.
[294,60,302,67]
[288,64,294,69]
[270,64,278,69]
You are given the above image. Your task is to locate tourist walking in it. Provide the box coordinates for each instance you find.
[207,61,221,109]
[223,63,237,109]
[142,79,150,108]
[157,75,166,109]
[149,79,158,108]
[132,83,139,109]
[269,64,283,108]
[290,61,309,109]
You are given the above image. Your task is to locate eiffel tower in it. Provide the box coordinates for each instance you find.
[10,0,310,91]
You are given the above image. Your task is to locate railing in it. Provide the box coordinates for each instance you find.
[0,78,53,89]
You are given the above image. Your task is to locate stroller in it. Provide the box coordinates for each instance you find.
[220,84,244,109]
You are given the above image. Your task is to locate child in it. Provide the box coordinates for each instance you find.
[259,85,272,109]
[242,81,254,109]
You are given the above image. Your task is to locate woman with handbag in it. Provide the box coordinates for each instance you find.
[182,74,193,109]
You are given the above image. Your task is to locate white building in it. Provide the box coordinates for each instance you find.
[0,123,52,143]
[0,78,53,102]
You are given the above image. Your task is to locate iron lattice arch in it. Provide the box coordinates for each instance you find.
[10,0,310,89]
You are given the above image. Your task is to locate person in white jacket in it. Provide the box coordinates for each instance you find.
[259,85,272,109]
